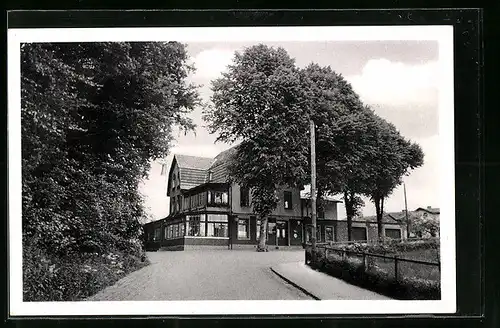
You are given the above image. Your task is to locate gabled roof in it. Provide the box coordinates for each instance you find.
[415,207,440,214]
[175,154,214,171]
[206,146,238,183]
[167,154,214,195]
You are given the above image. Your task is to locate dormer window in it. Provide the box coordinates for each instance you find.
[208,170,213,182]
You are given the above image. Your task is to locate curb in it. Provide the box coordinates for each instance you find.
[270,266,321,300]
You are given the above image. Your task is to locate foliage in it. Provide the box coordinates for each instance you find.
[23,238,148,301]
[410,213,440,238]
[326,238,440,257]
[204,44,310,250]
[360,113,425,238]
[306,245,440,300]
[298,64,371,240]
[21,42,199,300]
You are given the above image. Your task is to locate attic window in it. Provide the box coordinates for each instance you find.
[208,171,213,182]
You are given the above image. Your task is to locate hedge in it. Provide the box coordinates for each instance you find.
[306,247,440,300]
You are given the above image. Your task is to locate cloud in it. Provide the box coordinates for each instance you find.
[190,48,235,80]
[347,58,439,107]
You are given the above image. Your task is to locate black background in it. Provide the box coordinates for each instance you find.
[3,5,496,328]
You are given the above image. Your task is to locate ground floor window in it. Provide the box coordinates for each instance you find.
[238,218,250,239]
[352,227,367,241]
[385,228,402,239]
[206,214,228,237]
[325,226,334,242]
[186,214,228,237]
[187,215,206,237]
[207,222,228,237]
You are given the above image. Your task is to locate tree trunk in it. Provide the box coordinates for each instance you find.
[374,195,384,241]
[344,191,353,241]
[256,216,268,252]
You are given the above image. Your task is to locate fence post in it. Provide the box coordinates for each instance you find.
[394,255,399,281]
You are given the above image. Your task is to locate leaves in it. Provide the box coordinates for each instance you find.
[22,42,199,257]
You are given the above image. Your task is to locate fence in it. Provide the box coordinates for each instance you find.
[306,243,440,283]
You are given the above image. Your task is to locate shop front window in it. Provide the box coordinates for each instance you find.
[186,215,206,237]
[206,214,228,237]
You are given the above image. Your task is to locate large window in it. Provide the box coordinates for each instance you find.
[284,191,292,209]
[352,227,367,241]
[207,190,229,206]
[206,214,229,237]
[385,228,402,239]
[240,187,250,207]
[325,226,334,242]
[186,214,229,237]
[190,192,206,208]
[238,218,250,239]
[187,215,206,237]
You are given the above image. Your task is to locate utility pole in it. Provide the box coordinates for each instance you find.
[404,182,409,239]
[310,119,317,262]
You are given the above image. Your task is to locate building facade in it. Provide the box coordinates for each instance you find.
[143,148,342,251]
[143,148,418,251]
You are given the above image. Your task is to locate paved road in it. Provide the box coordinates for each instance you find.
[86,250,312,301]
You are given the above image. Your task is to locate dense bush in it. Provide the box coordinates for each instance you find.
[305,246,440,300]
[23,238,148,301]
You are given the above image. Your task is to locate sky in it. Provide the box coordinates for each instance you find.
[139,40,440,222]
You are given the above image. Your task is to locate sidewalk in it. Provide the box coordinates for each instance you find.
[271,262,392,300]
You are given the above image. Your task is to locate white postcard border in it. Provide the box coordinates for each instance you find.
[8,25,456,316]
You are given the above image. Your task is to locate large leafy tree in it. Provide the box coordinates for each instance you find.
[299,65,374,241]
[204,44,310,251]
[21,42,199,257]
[361,113,425,239]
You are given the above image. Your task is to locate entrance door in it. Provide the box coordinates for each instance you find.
[290,220,303,245]
[276,220,288,246]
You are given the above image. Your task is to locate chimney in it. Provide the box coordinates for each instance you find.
[427,205,432,209]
